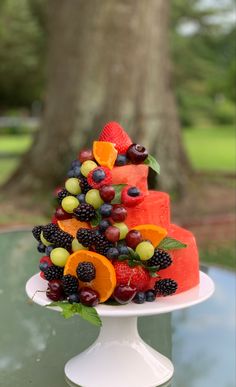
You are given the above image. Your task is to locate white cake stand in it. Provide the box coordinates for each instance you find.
[26,272,214,387]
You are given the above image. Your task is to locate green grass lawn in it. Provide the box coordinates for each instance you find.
[183,125,236,172]
[0,134,32,154]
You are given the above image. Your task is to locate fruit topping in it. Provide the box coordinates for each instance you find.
[93,232,113,256]
[111,205,127,222]
[85,189,104,209]
[105,226,120,243]
[57,188,69,204]
[115,154,127,166]
[98,122,132,154]
[126,143,148,164]
[73,203,96,222]
[132,224,168,248]
[62,274,79,295]
[112,222,129,240]
[46,279,65,301]
[55,207,72,221]
[121,185,144,207]
[79,149,94,163]
[99,203,113,218]
[67,293,80,304]
[93,141,118,169]
[37,242,46,253]
[39,256,53,272]
[65,178,81,195]
[125,230,142,249]
[76,261,96,282]
[61,196,80,213]
[147,249,172,270]
[145,289,156,302]
[106,247,120,259]
[77,193,86,203]
[87,166,112,189]
[72,238,88,252]
[32,225,43,242]
[99,219,112,232]
[113,284,137,304]
[79,287,100,307]
[135,241,155,261]
[79,176,92,194]
[77,228,94,248]
[80,160,98,177]
[50,247,70,267]
[58,218,90,238]
[43,223,73,251]
[64,250,116,302]
[133,291,146,304]
[155,278,178,296]
[44,265,64,281]
[99,184,116,202]
[113,261,149,292]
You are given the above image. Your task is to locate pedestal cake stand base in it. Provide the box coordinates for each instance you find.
[26,271,214,387]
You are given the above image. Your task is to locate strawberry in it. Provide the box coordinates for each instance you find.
[113,260,150,291]
[99,122,132,154]
[121,185,144,207]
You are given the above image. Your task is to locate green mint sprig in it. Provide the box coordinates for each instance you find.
[158,237,187,250]
[47,302,102,327]
[144,154,160,174]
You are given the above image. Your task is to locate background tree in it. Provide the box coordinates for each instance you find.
[4,0,190,198]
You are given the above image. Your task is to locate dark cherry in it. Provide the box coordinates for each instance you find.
[105,226,120,243]
[111,205,127,222]
[126,144,148,164]
[79,287,100,306]
[55,207,72,220]
[79,149,94,163]
[125,230,142,249]
[46,279,65,301]
[99,185,116,202]
[113,284,137,304]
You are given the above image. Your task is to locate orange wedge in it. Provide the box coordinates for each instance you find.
[93,141,118,170]
[64,250,116,302]
[58,218,90,238]
[132,224,167,247]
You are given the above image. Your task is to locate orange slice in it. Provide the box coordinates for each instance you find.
[64,250,116,302]
[132,224,167,247]
[58,218,90,238]
[93,141,118,170]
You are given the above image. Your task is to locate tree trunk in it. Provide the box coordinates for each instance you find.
[3,0,190,198]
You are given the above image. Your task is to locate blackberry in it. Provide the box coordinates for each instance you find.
[155,278,178,296]
[76,262,96,282]
[44,265,64,281]
[77,228,94,247]
[73,203,96,222]
[57,189,69,203]
[79,177,92,194]
[147,249,172,270]
[94,231,113,256]
[43,224,73,250]
[62,274,79,295]
[32,225,43,242]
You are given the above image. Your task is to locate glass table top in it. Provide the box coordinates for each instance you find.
[0,230,235,387]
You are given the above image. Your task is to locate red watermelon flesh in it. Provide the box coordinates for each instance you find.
[111,164,148,193]
[147,224,200,293]
[125,190,170,230]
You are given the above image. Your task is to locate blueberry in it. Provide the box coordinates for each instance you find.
[118,245,129,255]
[67,293,80,304]
[127,187,140,197]
[67,169,75,178]
[99,219,112,232]
[39,262,49,272]
[77,193,86,203]
[100,204,112,217]
[73,166,81,177]
[71,159,81,168]
[115,154,127,166]
[92,168,106,183]
[106,247,119,259]
[133,291,146,304]
[145,290,156,302]
[37,242,46,253]
[45,245,54,256]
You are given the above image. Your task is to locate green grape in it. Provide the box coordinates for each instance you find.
[113,222,129,240]
[40,231,52,247]
[135,241,155,261]
[61,196,79,213]
[65,178,81,195]
[80,160,97,177]
[50,247,70,267]
[85,189,104,209]
[72,238,88,252]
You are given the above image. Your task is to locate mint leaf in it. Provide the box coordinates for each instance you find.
[127,247,140,260]
[158,237,187,250]
[111,184,127,204]
[47,302,102,327]
[90,210,102,227]
[118,254,129,261]
[144,154,160,174]
[150,272,159,278]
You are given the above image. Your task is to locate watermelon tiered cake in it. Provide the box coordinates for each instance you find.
[32,122,199,324]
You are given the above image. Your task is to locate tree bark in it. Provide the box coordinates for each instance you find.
[3,0,190,197]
